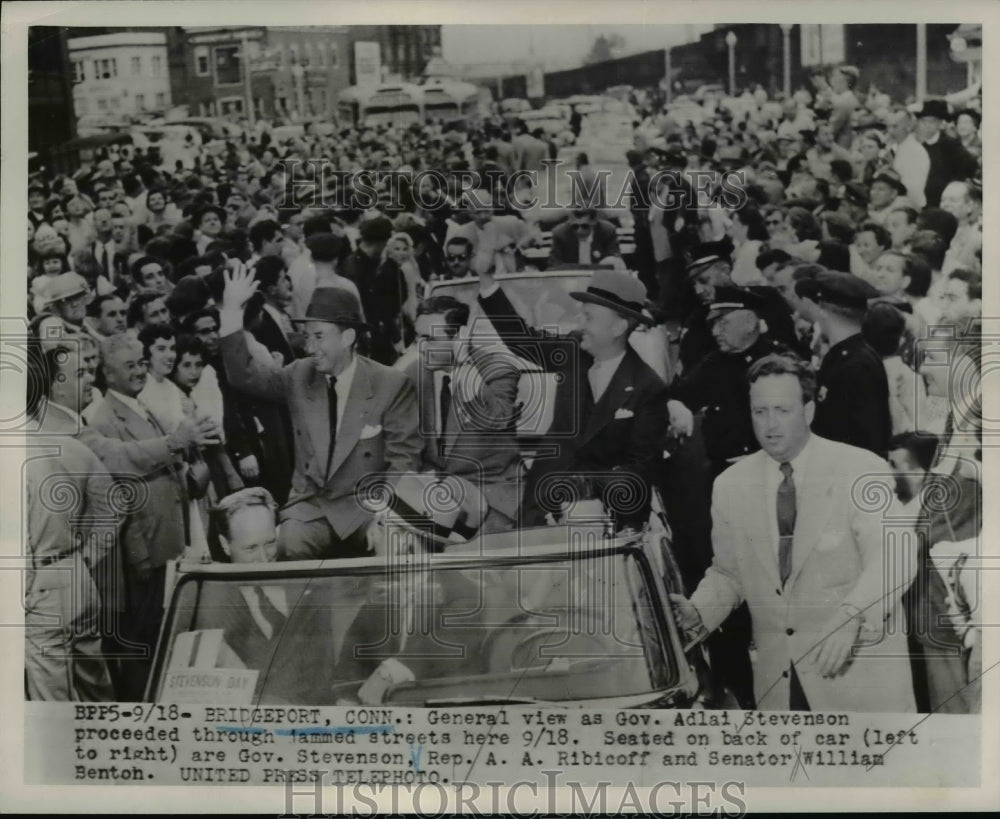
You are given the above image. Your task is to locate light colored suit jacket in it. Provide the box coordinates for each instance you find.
[220,331,421,541]
[691,435,917,712]
[84,393,189,570]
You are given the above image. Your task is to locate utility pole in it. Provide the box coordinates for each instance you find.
[240,29,256,125]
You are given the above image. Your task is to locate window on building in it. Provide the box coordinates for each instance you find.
[135,93,145,110]
[329,42,338,68]
[77,98,88,114]
[109,97,120,110]
[195,46,210,76]
[152,55,163,77]
[317,44,325,67]
[214,45,241,85]
[156,92,166,108]
[131,56,141,75]
[97,58,117,79]
[71,60,85,83]
[97,98,108,111]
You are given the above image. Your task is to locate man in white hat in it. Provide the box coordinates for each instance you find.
[33,273,97,350]
[476,265,668,530]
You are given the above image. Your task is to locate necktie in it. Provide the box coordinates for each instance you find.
[326,376,338,473]
[438,374,452,457]
[777,462,796,586]
[103,243,113,276]
[253,587,286,640]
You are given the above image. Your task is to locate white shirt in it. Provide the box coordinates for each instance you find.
[577,235,593,265]
[891,134,930,209]
[138,375,186,434]
[588,350,626,403]
[327,355,357,436]
[762,434,816,560]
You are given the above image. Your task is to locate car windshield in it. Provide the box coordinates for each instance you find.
[150,537,678,707]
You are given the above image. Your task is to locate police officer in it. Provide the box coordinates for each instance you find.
[795,270,891,456]
[678,242,798,374]
[668,286,791,478]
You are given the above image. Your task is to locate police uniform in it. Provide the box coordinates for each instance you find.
[798,272,892,457]
[678,245,799,372]
[669,286,791,473]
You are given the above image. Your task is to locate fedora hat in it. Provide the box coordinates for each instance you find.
[914,98,952,122]
[871,169,908,197]
[296,287,369,328]
[46,272,90,306]
[570,269,653,325]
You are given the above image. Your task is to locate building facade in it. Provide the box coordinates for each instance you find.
[67,31,172,119]
[169,25,442,122]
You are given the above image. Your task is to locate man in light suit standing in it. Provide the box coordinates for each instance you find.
[218,267,421,560]
[86,334,220,700]
[672,353,917,712]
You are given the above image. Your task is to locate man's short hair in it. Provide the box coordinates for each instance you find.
[416,296,470,338]
[909,230,948,271]
[254,255,288,291]
[99,332,142,366]
[902,254,932,298]
[747,353,816,404]
[888,431,940,473]
[858,222,891,250]
[137,322,176,359]
[889,206,919,226]
[248,219,281,251]
[127,292,166,328]
[755,248,793,271]
[948,268,982,301]
[180,307,219,335]
[211,486,278,542]
[87,292,123,319]
[444,236,473,257]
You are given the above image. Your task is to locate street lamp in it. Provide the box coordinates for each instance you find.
[725,30,737,96]
[779,24,793,97]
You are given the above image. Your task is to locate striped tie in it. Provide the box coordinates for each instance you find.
[777,462,796,586]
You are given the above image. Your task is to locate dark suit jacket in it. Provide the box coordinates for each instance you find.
[549,219,621,267]
[83,392,189,569]
[403,345,522,520]
[250,307,296,365]
[220,332,421,546]
[479,286,668,529]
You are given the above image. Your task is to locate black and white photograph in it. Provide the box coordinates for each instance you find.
[2,1,996,813]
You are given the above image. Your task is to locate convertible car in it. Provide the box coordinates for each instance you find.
[146,493,711,709]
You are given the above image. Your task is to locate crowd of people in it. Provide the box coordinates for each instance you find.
[24,63,982,715]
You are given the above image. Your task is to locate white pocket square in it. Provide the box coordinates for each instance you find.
[614,408,634,420]
[360,424,382,439]
[624,386,634,392]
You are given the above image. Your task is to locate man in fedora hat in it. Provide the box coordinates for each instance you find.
[476,265,668,530]
[913,99,978,208]
[34,273,97,350]
[218,266,421,560]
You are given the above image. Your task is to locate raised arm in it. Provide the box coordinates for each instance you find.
[217,265,290,402]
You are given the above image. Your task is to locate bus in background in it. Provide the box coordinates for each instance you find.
[336,80,490,128]
[420,78,482,124]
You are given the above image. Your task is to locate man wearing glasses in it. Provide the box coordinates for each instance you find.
[549,207,621,268]
[440,237,474,280]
